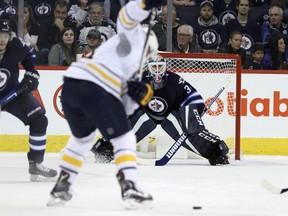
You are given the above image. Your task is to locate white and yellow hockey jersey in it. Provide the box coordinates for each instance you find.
[64,0,157,104]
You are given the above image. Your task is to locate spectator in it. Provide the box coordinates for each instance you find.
[173,0,196,6]
[219,30,246,66]
[25,0,55,25]
[78,3,116,44]
[197,0,227,19]
[261,6,288,45]
[173,24,202,53]
[228,0,270,12]
[77,28,102,57]
[244,43,265,69]
[48,27,78,66]
[255,0,286,26]
[37,0,74,65]
[262,35,288,69]
[152,4,182,51]
[225,0,261,55]
[10,3,40,51]
[103,0,128,30]
[193,0,228,53]
[68,0,101,27]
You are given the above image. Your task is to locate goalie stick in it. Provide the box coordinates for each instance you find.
[137,81,231,166]
[261,179,288,194]
[0,84,28,112]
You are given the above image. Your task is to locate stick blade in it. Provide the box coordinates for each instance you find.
[261,179,288,194]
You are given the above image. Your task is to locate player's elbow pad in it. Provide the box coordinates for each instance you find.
[127,81,154,106]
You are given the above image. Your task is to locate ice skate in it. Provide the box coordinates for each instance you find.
[47,170,73,206]
[116,171,153,210]
[28,161,57,181]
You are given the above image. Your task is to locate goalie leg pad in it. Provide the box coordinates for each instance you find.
[173,104,205,136]
[187,130,229,165]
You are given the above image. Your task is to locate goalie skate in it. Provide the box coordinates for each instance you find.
[29,161,57,182]
[47,171,73,207]
[117,171,153,210]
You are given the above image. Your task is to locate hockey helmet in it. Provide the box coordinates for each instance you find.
[0,20,10,33]
[146,53,168,90]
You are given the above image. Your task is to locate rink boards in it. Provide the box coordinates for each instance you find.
[0,68,288,155]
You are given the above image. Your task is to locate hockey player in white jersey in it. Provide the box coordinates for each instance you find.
[47,0,163,209]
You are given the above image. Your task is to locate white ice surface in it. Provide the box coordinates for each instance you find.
[1,153,288,216]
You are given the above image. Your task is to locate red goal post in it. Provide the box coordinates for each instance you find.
[146,52,242,161]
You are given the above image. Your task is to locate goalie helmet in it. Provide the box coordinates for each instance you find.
[146,54,168,90]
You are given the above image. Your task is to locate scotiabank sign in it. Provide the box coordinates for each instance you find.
[1,70,287,138]
[203,89,288,117]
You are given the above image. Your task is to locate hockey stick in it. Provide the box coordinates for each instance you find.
[137,80,231,166]
[0,84,28,112]
[136,7,157,81]
[261,179,288,194]
[121,7,157,97]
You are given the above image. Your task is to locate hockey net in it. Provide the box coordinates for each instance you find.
[136,52,241,161]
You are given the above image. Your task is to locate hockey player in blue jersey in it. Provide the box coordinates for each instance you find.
[47,0,163,209]
[92,53,230,166]
[0,19,57,181]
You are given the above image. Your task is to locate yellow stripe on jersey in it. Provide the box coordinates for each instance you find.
[141,1,146,9]
[119,8,136,28]
[115,154,137,165]
[62,154,83,167]
[87,63,121,89]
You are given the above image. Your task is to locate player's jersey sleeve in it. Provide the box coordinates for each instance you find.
[12,37,37,72]
[117,0,149,33]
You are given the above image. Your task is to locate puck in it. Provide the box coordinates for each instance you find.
[193,206,202,210]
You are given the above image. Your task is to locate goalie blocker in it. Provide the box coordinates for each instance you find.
[92,103,229,165]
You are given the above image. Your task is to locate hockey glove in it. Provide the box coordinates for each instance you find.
[127,80,154,106]
[20,71,40,94]
[142,0,164,10]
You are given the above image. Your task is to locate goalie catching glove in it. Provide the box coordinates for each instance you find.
[20,71,40,94]
[127,80,154,106]
[141,0,165,10]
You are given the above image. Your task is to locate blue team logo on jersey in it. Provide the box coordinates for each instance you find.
[241,34,254,51]
[148,96,168,114]
[178,77,185,84]
[219,10,237,25]
[200,29,218,47]
[35,3,51,17]
[0,68,10,91]
[4,6,16,14]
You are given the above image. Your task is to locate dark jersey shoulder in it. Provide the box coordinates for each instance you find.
[0,37,33,97]
[142,71,199,120]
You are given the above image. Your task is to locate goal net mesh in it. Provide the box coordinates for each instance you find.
[136,53,241,161]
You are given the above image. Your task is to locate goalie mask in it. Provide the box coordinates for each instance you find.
[146,54,168,90]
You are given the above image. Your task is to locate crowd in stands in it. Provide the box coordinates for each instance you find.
[1,0,288,69]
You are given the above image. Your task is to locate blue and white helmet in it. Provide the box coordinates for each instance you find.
[146,53,168,90]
